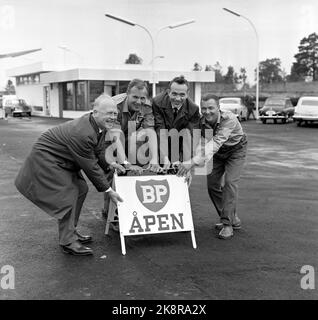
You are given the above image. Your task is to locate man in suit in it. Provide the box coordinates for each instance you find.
[152,75,200,169]
[15,94,123,256]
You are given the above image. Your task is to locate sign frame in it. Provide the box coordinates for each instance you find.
[105,173,197,255]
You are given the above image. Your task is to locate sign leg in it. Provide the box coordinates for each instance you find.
[120,234,126,255]
[105,190,117,235]
[191,230,197,249]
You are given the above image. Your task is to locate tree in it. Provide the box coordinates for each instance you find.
[259,58,283,84]
[289,32,318,81]
[288,62,307,82]
[5,80,15,94]
[192,62,202,71]
[238,67,247,86]
[125,53,142,64]
[237,67,249,92]
[223,66,239,85]
[213,62,224,83]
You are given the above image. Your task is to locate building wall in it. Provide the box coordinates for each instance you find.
[50,83,60,117]
[259,81,318,98]
[15,84,44,115]
[194,83,202,106]
[202,81,318,100]
[63,110,89,119]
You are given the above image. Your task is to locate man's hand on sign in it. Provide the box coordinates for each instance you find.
[176,161,194,177]
[108,189,123,204]
[146,158,161,173]
[185,171,193,187]
[162,156,171,171]
[126,163,143,175]
[147,163,161,173]
[110,162,126,174]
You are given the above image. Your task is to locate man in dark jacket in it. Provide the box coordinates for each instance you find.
[152,75,200,169]
[15,94,123,256]
[244,95,256,120]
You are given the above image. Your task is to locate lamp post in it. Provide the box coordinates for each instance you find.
[105,14,195,97]
[223,8,260,119]
[58,45,83,68]
[58,45,67,68]
[149,55,165,65]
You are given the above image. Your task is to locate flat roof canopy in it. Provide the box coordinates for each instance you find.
[39,68,215,84]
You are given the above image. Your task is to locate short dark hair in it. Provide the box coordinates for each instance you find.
[127,79,149,94]
[169,75,189,89]
[201,93,219,104]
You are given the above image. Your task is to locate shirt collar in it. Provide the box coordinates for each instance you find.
[172,105,183,112]
[201,111,221,128]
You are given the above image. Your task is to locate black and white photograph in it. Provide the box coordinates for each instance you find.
[0,0,318,304]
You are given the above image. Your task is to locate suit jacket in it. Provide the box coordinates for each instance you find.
[152,90,200,133]
[152,91,201,162]
[15,113,111,218]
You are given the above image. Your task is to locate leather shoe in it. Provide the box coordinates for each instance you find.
[110,221,119,232]
[75,230,93,244]
[110,211,119,232]
[61,240,93,256]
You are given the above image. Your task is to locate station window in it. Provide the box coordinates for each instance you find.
[89,81,104,107]
[76,81,88,111]
[63,82,74,110]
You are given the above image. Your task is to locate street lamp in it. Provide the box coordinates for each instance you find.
[104,14,195,97]
[149,55,165,65]
[58,45,83,68]
[223,8,260,119]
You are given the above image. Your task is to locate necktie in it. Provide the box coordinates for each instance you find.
[173,108,178,120]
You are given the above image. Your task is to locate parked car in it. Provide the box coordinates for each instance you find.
[219,97,247,121]
[4,98,32,117]
[293,96,318,126]
[259,97,294,124]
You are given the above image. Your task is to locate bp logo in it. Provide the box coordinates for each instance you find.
[136,179,170,212]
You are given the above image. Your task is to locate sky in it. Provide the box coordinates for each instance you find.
[0,0,318,89]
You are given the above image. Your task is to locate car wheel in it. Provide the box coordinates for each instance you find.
[262,119,266,124]
[274,119,277,124]
[297,121,302,127]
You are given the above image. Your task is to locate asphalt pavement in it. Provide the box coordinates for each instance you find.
[0,115,318,300]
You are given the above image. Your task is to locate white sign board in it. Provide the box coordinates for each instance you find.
[113,174,197,255]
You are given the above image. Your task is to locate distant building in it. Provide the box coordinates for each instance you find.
[7,63,215,118]
[6,62,53,116]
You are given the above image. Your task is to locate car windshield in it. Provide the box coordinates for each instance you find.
[265,99,285,106]
[300,100,318,107]
[220,99,239,104]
